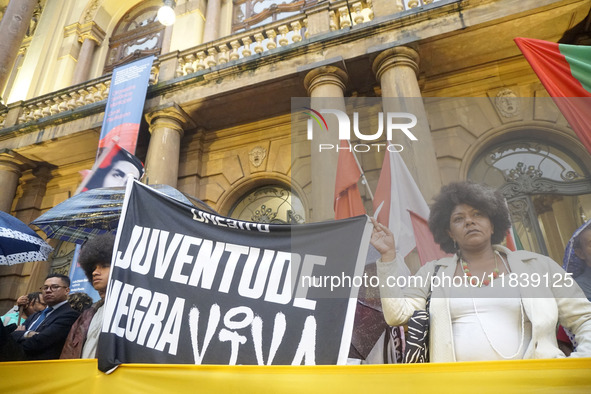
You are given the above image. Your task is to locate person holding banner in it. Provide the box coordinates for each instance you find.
[371,181,591,362]
[61,234,114,359]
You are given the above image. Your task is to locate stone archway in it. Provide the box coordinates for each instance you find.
[467,136,591,262]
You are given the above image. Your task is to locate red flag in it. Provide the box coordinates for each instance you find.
[373,151,430,258]
[505,225,525,251]
[408,210,450,266]
[514,37,591,153]
[505,229,517,252]
[334,140,365,219]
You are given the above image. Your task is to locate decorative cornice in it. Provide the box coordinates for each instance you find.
[64,21,106,45]
[145,103,195,135]
[0,149,36,174]
[78,21,106,45]
[372,46,419,82]
[303,65,348,95]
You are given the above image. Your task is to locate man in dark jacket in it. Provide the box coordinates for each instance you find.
[10,273,79,360]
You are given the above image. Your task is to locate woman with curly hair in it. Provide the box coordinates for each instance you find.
[370,181,591,362]
[60,233,115,359]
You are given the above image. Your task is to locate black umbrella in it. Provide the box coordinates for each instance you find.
[32,184,216,245]
[0,211,53,265]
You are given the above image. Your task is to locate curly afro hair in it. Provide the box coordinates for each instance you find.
[78,233,116,281]
[428,181,511,254]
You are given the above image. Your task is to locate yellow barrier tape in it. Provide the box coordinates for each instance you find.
[2,358,590,394]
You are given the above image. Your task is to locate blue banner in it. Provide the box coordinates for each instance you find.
[98,56,154,154]
[67,246,100,301]
[69,56,153,301]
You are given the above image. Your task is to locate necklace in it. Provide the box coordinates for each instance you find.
[472,297,526,359]
[460,251,501,287]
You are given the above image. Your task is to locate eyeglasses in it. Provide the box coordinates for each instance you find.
[40,285,67,292]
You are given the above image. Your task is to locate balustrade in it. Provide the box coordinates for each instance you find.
[174,0,374,77]
[174,14,309,77]
[14,79,112,126]
[1,0,449,128]
[406,0,435,9]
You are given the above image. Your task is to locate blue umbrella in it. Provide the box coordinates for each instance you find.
[0,211,53,265]
[31,184,216,245]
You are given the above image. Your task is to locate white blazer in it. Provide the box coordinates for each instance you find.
[377,245,591,362]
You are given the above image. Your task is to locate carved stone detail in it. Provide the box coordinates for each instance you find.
[495,88,519,118]
[500,162,558,199]
[83,0,101,23]
[248,146,267,167]
[533,195,563,215]
[507,197,532,230]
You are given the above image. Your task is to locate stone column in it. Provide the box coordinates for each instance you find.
[0,150,39,311]
[372,46,442,202]
[202,0,222,43]
[161,25,174,54]
[303,65,348,221]
[14,165,52,223]
[0,149,35,212]
[144,104,194,187]
[71,22,106,85]
[14,165,52,296]
[534,195,563,263]
[0,158,22,212]
[0,0,38,96]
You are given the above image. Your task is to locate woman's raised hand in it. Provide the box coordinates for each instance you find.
[370,217,397,262]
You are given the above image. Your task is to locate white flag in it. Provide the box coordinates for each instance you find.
[373,151,430,259]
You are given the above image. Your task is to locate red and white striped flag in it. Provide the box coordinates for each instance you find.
[506,227,517,252]
[373,151,430,259]
[503,199,521,252]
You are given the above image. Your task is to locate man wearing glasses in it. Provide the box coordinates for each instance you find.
[9,274,80,360]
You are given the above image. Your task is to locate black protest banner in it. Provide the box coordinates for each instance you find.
[98,181,371,372]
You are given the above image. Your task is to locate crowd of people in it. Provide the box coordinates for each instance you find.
[0,233,114,361]
[1,181,591,363]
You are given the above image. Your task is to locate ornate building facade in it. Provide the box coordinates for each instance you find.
[0,0,590,310]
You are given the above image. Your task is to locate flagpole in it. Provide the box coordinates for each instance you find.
[350,148,374,201]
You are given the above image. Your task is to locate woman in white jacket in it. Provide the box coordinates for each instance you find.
[371,181,591,362]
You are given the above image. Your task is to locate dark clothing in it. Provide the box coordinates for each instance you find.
[60,301,102,359]
[10,303,79,360]
[0,322,25,361]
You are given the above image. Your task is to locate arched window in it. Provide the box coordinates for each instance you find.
[229,185,306,224]
[468,139,591,262]
[232,0,315,32]
[103,1,165,73]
